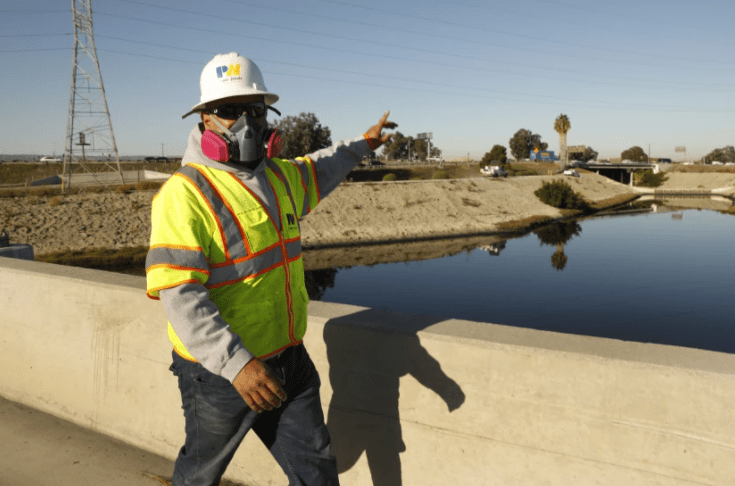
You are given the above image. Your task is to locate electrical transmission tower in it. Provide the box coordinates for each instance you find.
[62,0,124,190]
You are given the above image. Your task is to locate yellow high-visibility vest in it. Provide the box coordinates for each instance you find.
[146,157,321,360]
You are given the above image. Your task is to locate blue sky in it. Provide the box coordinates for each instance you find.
[2,0,733,161]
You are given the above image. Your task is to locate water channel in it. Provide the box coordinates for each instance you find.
[303,199,735,354]
[107,197,733,354]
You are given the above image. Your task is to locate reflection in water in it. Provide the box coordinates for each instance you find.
[534,221,582,271]
[478,241,506,256]
[309,208,735,354]
[304,268,338,300]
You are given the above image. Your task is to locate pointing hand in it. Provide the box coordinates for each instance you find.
[364,110,398,151]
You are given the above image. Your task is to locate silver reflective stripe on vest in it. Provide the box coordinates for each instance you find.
[293,158,311,190]
[292,158,313,216]
[286,239,301,260]
[146,246,208,272]
[266,160,298,219]
[179,165,248,260]
[208,245,283,286]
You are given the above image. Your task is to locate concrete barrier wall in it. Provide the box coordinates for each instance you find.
[1,257,733,485]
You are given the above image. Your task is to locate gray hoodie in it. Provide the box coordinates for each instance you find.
[159,125,372,382]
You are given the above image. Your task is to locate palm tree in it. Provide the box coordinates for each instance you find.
[551,248,568,271]
[554,114,571,169]
[535,221,580,272]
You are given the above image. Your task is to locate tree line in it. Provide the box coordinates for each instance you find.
[273,113,444,161]
[273,112,734,166]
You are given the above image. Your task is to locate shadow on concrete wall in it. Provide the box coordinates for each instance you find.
[324,310,465,486]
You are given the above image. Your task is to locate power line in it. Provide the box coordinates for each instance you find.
[214,0,709,74]
[3,10,730,102]
[92,34,732,110]
[94,8,724,91]
[317,0,727,67]
[0,33,72,37]
[3,3,731,117]
[0,9,69,13]
[0,48,72,52]
[91,35,639,97]
[113,0,733,78]
[91,47,733,114]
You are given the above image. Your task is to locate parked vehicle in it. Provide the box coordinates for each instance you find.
[563,169,581,177]
[480,165,507,177]
[39,156,61,163]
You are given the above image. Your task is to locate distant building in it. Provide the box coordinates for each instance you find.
[529,150,556,161]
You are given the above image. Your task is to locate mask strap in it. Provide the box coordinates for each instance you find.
[208,116,234,139]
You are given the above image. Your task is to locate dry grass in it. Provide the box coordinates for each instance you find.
[0,161,179,185]
[669,164,735,174]
[461,197,482,207]
[588,193,640,210]
[496,215,554,232]
[36,246,149,273]
[0,161,174,198]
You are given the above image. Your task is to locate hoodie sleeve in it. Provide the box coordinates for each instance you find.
[159,283,255,383]
[298,136,373,201]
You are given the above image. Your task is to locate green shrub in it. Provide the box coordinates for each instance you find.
[634,170,668,187]
[382,173,397,182]
[480,145,508,167]
[534,180,589,210]
[432,170,450,179]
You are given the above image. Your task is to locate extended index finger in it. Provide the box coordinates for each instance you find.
[379,110,390,126]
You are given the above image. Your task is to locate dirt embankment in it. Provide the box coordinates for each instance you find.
[1,171,733,256]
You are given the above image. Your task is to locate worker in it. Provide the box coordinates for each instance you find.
[145,52,396,486]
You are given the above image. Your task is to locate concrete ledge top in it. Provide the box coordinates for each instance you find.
[307,301,735,376]
[0,255,146,291]
[3,257,733,376]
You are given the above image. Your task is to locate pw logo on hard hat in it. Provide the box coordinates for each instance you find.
[216,64,241,78]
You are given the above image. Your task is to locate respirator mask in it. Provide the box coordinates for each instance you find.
[201,102,282,164]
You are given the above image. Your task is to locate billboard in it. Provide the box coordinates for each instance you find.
[530,150,556,161]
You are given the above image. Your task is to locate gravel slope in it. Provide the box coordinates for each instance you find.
[2,171,731,256]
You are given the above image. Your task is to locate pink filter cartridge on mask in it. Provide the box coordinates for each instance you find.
[201,130,230,162]
[267,129,283,159]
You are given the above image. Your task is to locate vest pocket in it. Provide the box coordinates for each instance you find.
[235,207,279,252]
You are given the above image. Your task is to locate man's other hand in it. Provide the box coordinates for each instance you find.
[364,110,398,151]
[233,359,287,413]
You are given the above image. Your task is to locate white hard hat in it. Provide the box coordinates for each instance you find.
[182,52,279,118]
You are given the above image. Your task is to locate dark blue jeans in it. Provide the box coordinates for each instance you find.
[169,344,339,486]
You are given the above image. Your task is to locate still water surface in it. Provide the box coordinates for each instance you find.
[310,209,734,354]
